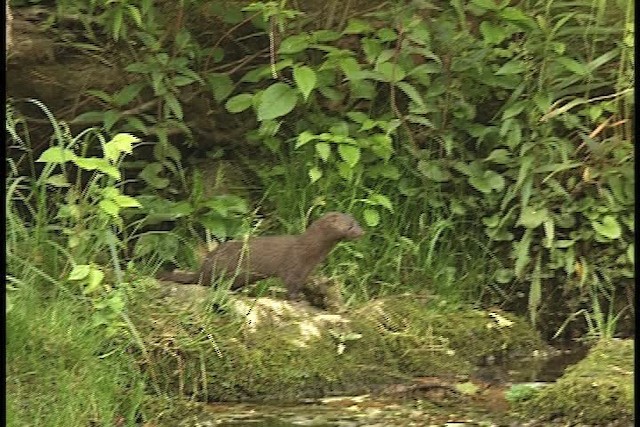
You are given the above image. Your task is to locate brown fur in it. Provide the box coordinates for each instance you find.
[158,212,364,300]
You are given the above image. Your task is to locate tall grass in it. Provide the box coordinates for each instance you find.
[254,150,499,307]
[5,102,148,426]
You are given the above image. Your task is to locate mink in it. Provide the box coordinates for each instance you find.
[158,212,364,300]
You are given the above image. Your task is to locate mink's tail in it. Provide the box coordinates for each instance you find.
[157,270,200,284]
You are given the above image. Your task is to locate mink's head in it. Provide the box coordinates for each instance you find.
[308,212,364,241]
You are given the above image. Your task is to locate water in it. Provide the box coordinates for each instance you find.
[183,345,590,426]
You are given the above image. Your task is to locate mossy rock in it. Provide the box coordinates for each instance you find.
[514,338,633,425]
[356,295,548,365]
[130,282,546,402]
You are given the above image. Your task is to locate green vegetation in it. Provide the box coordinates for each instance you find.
[6,0,633,424]
[513,339,634,425]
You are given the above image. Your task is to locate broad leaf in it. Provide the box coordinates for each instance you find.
[337,144,361,168]
[296,131,317,148]
[592,215,622,239]
[517,206,549,229]
[480,21,508,45]
[308,167,322,183]
[84,268,105,294]
[469,170,505,193]
[139,163,169,189]
[104,133,139,162]
[69,265,91,281]
[73,157,121,179]
[495,60,526,75]
[363,208,380,227]
[112,194,142,208]
[36,147,76,163]
[418,160,451,182]
[207,73,234,102]
[225,93,253,113]
[278,34,309,54]
[315,142,330,161]
[293,65,316,101]
[99,199,120,217]
[369,193,394,212]
[257,83,298,121]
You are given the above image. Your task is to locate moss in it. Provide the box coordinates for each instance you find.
[514,339,633,425]
[358,295,547,365]
[130,283,546,402]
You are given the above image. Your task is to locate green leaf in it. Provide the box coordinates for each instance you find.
[225,93,253,113]
[502,101,527,120]
[343,18,373,34]
[376,62,406,82]
[99,199,120,217]
[501,7,535,26]
[278,34,309,54]
[86,89,113,104]
[376,28,397,42]
[514,229,532,278]
[482,215,500,228]
[363,208,380,227]
[125,116,147,134]
[417,160,452,182]
[293,65,316,101]
[113,83,144,107]
[543,219,554,247]
[337,161,353,181]
[126,5,142,26]
[556,57,589,76]
[107,292,125,313]
[311,30,341,42]
[495,268,514,284]
[396,82,426,109]
[480,21,508,45]
[74,111,105,123]
[591,215,622,239]
[517,206,549,229]
[308,166,322,183]
[296,131,317,148]
[125,62,153,73]
[139,163,169,189]
[69,265,91,281]
[103,110,120,131]
[84,268,104,294]
[172,75,196,87]
[73,157,121,179]
[485,149,511,164]
[103,133,139,162]
[471,0,501,10]
[45,174,70,187]
[627,244,634,264]
[455,382,480,396]
[257,83,298,121]
[369,193,393,212]
[469,170,505,193]
[36,147,76,163]
[361,38,382,64]
[164,93,183,120]
[554,240,575,248]
[495,60,526,75]
[337,144,360,168]
[112,194,142,208]
[208,73,234,102]
[315,142,330,161]
[153,140,181,163]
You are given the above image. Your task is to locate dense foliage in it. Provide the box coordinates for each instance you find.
[5,0,634,424]
[5,1,634,423]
